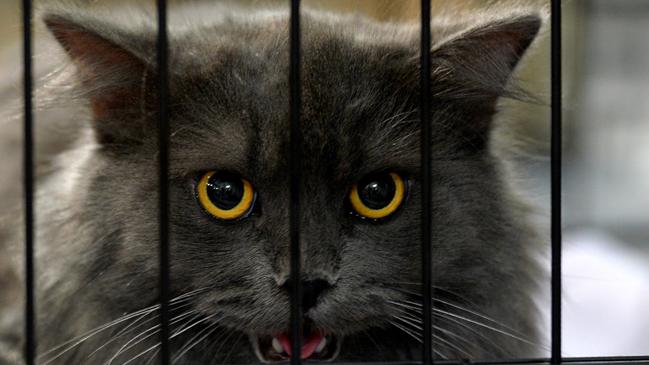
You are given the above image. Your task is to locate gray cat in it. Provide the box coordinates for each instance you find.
[0,2,546,364]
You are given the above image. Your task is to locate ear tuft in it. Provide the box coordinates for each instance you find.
[43,11,156,145]
[428,14,543,151]
[44,14,143,72]
[433,14,542,101]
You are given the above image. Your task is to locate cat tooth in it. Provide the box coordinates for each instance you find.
[315,337,327,353]
[272,337,283,354]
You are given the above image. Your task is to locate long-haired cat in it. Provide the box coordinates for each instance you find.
[0,2,546,364]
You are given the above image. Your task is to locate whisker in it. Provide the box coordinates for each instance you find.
[389,298,539,347]
[388,304,425,324]
[220,331,245,365]
[381,283,475,305]
[144,348,160,365]
[39,287,210,363]
[362,330,384,354]
[435,312,511,356]
[86,310,154,360]
[434,325,479,354]
[434,298,523,335]
[40,308,158,365]
[39,305,157,360]
[202,324,237,361]
[434,308,538,347]
[385,285,473,309]
[388,319,422,343]
[433,333,472,359]
[392,314,422,332]
[87,302,195,360]
[119,313,221,365]
[171,312,204,336]
[388,320,448,359]
[169,287,212,303]
[394,295,525,337]
[394,314,474,359]
[119,344,161,365]
[107,310,201,364]
[386,299,420,312]
[388,302,488,354]
[386,299,543,356]
[172,321,221,363]
[115,314,209,365]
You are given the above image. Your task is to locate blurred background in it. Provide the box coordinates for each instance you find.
[1,0,648,359]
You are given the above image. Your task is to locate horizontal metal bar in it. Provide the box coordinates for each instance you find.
[238,356,649,365]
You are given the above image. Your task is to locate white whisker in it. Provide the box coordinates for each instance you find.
[39,287,211,364]
[107,310,200,364]
[172,322,220,363]
[88,302,195,360]
[433,308,537,346]
[117,313,219,365]
[40,308,157,365]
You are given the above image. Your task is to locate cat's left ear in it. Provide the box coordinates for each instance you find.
[425,14,543,148]
[432,15,542,96]
[44,11,157,145]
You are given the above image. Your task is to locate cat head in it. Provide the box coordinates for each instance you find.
[41,4,542,362]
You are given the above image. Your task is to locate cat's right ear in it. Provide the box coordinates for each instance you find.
[44,12,157,145]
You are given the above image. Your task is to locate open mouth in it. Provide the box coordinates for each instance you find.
[253,326,340,363]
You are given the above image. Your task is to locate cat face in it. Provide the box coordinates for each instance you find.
[39,5,543,363]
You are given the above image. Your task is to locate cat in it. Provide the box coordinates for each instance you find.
[0,2,546,364]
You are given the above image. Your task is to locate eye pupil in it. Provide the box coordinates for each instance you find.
[358,174,396,209]
[206,173,244,210]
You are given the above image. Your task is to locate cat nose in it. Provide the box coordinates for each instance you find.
[281,278,332,312]
[302,279,332,311]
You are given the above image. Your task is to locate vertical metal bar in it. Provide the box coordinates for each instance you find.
[157,0,171,364]
[22,0,35,364]
[420,0,432,364]
[289,0,302,364]
[550,0,562,364]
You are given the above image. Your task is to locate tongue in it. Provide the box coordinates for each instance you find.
[277,332,323,359]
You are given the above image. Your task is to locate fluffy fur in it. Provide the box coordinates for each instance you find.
[0,2,546,364]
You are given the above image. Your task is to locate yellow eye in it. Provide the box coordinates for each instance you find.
[196,171,255,220]
[349,172,406,220]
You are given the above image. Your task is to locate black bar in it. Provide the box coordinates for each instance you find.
[22,0,35,364]
[550,0,562,364]
[420,0,432,364]
[326,356,649,365]
[561,356,649,364]
[289,1,302,364]
[157,0,171,364]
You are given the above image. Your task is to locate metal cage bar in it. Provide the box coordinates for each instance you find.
[289,1,303,364]
[22,0,36,364]
[157,0,172,364]
[551,0,562,364]
[15,1,649,364]
[420,0,433,364]
[329,356,649,365]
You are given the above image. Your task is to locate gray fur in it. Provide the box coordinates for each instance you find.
[0,2,545,364]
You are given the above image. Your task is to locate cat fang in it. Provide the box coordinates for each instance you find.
[252,331,341,363]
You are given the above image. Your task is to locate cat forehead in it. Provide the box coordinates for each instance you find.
[48,5,541,179]
[169,65,421,183]
[167,16,426,179]
[167,11,419,74]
